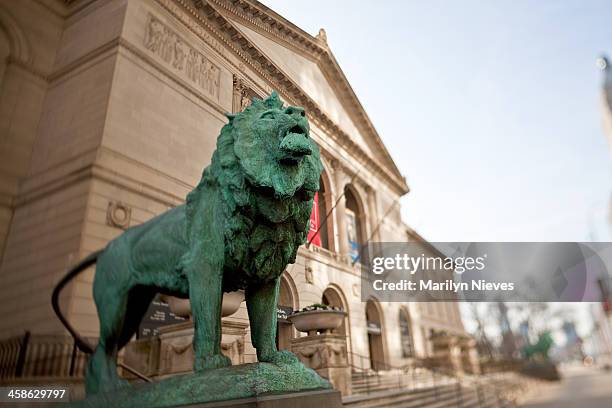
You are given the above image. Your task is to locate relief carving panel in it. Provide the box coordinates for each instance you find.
[144,14,221,100]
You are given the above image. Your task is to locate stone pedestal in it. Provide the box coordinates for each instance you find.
[124,319,248,377]
[290,333,351,396]
[177,389,342,408]
[75,361,333,408]
[122,335,160,378]
[430,333,464,376]
[459,337,481,375]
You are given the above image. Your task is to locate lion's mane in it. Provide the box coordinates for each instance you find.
[186,93,322,290]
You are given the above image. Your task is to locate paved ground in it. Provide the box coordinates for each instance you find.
[519,364,612,408]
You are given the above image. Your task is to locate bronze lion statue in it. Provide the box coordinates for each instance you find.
[53,92,323,394]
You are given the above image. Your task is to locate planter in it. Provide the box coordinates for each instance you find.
[288,310,346,335]
[221,291,245,317]
[167,291,245,318]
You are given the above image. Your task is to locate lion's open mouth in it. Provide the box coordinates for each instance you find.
[279,124,311,165]
[288,125,305,135]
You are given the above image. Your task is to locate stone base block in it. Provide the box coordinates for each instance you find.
[290,333,351,396]
[74,360,331,407]
[179,389,342,407]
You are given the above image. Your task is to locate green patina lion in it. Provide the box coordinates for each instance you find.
[54,92,323,395]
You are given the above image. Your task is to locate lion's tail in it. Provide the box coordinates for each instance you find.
[51,250,103,354]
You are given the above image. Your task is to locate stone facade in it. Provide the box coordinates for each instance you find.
[0,0,468,378]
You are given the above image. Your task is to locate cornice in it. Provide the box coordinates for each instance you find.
[15,148,188,209]
[209,0,327,61]
[6,56,49,82]
[176,0,407,195]
[318,51,406,183]
[208,0,407,191]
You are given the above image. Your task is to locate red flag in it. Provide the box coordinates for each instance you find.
[307,192,321,247]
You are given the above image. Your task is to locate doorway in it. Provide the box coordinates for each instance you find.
[365,299,385,370]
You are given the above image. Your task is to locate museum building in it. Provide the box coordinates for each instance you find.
[0,0,473,392]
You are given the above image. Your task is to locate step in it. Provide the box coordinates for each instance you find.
[366,388,461,408]
[347,372,521,408]
[343,384,459,408]
[351,375,455,392]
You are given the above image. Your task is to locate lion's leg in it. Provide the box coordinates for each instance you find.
[117,287,157,350]
[246,278,299,365]
[86,284,130,394]
[184,187,230,371]
[188,257,231,371]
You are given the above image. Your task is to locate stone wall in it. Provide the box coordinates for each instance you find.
[0,0,65,262]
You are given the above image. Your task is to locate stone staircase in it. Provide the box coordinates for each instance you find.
[344,369,529,408]
[350,369,454,395]
[344,383,512,408]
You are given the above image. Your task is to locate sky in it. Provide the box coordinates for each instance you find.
[261,0,612,242]
[259,1,612,341]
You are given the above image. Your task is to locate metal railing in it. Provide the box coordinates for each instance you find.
[349,351,451,395]
[347,351,522,407]
[0,332,92,381]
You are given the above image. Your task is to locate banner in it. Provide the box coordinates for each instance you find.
[307,192,321,247]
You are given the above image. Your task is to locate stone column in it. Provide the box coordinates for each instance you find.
[430,333,464,376]
[364,185,379,242]
[460,337,481,375]
[332,161,349,260]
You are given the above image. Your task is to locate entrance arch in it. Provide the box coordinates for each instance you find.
[365,299,386,370]
[276,272,298,351]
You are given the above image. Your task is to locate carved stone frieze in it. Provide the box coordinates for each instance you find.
[159,0,408,195]
[157,0,227,57]
[144,14,221,100]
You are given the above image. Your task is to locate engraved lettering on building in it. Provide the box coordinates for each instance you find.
[144,14,221,100]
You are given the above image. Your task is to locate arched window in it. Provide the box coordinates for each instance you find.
[399,309,414,358]
[316,173,333,251]
[345,186,365,262]
[322,286,349,336]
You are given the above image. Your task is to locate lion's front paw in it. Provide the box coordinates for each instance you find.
[194,353,232,371]
[260,350,300,366]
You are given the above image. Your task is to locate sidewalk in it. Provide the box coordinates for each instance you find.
[519,365,612,408]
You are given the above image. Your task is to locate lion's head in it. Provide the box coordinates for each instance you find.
[190,92,323,219]
[223,91,322,199]
[186,92,323,285]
